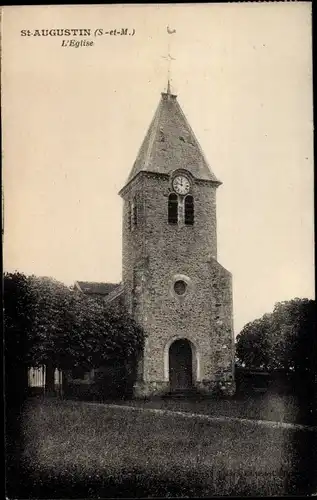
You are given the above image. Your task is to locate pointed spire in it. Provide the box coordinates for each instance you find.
[120,91,222,191]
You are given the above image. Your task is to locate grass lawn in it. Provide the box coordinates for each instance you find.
[13,398,315,497]
[117,391,305,425]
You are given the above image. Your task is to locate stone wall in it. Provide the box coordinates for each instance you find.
[121,171,235,397]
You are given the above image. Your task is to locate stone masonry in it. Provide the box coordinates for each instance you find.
[119,88,235,398]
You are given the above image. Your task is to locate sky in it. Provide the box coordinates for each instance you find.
[2,3,314,334]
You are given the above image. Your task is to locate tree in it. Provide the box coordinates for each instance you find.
[27,275,75,392]
[4,272,33,407]
[270,299,316,376]
[235,314,271,370]
[4,272,144,397]
[235,298,316,379]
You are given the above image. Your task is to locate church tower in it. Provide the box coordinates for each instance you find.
[119,85,235,397]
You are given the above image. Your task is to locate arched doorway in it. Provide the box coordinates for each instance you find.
[169,339,193,391]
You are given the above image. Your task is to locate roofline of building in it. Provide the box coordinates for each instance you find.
[74,281,83,292]
[74,280,121,296]
[118,170,222,197]
[103,283,125,304]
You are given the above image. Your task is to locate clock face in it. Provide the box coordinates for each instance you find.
[172,175,190,195]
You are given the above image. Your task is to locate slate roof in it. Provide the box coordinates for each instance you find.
[75,281,119,296]
[125,90,221,186]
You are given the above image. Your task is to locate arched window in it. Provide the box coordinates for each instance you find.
[132,200,138,229]
[128,202,132,231]
[132,201,138,227]
[168,193,178,224]
[184,195,194,225]
[129,199,138,231]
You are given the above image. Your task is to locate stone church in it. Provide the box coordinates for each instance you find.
[76,83,236,397]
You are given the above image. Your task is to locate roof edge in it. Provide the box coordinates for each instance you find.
[118,170,169,197]
[119,170,221,197]
[174,98,221,184]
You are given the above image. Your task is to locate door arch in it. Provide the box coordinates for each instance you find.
[168,339,193,391]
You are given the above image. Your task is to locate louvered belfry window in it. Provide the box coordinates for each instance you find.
[184,195,194,225]
[168,193,178,224]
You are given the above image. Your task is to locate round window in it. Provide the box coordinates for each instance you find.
[174,280,187,296]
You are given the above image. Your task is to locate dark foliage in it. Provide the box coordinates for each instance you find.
[236,298,316,378]
[4,272,144,394]
[4,272,32,408]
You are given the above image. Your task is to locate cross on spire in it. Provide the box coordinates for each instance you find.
[162,26,176,94]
